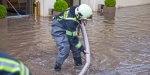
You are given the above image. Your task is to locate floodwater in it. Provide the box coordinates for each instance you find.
[0,4,150,75]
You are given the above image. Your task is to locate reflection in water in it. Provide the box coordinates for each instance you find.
[103,20,115,39]
[0,4,150,75]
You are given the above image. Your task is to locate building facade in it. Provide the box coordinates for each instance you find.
[2,0,150,16]
[37,0,150,17]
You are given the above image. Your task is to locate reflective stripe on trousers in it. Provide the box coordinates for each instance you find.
[51,20,81,66]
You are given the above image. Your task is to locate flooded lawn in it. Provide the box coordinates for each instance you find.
[0,4,150,75]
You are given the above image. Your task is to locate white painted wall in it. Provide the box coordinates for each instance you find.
[116,0,150,8]
[93,0,104,11]
[81,0,88,5]
[80,0,95,11]
[81,0,150,11]
[41,0,150,16]
[38,0,55,16]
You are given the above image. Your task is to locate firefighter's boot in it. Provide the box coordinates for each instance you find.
[54,62,61,71]
[74,57,82,66]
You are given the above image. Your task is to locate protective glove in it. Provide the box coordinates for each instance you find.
[81,19,87,26]
[82,50,89,55]
[78,32,80,36]
[77,25,81,36]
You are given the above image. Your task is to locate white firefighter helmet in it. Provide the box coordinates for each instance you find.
[75,4,92,19]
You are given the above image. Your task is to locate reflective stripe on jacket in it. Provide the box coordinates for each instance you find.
[0,51,31,75]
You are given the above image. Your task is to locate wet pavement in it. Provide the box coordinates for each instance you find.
[0,4,150,75]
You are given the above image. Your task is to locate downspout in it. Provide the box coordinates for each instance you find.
[78,22,91,75]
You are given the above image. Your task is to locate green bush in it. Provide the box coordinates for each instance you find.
[54,0,68,12]
[104,0,116,7]
[0,4,7,19]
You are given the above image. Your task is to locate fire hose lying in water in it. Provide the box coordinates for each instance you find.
[78,20,91,75]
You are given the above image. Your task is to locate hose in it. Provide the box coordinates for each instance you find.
[78,21,91,75]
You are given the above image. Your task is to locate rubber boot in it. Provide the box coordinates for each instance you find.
[73,57,82,66]
[54,62,61,71]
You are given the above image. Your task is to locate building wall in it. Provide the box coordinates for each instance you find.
[40,0,150,16]
[37,0,55,17]
[86,0,150,11]
[116,0,150,8]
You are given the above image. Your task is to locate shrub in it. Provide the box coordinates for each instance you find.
[0,4,7,19]
[54,0,68,12]
[104,0,116,7]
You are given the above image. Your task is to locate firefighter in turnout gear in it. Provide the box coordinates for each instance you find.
[0,51,32,75]
[51,4,92,71]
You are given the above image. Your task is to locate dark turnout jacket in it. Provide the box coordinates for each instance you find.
[0,51,32,75]
[55,5,85,52]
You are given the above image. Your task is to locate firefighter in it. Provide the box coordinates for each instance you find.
[0,51,32,75]
[51,4,92,71]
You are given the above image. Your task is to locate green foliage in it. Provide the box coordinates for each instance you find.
[0,4,7,19]
[54,0,68,12]
[104,0,116,7]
